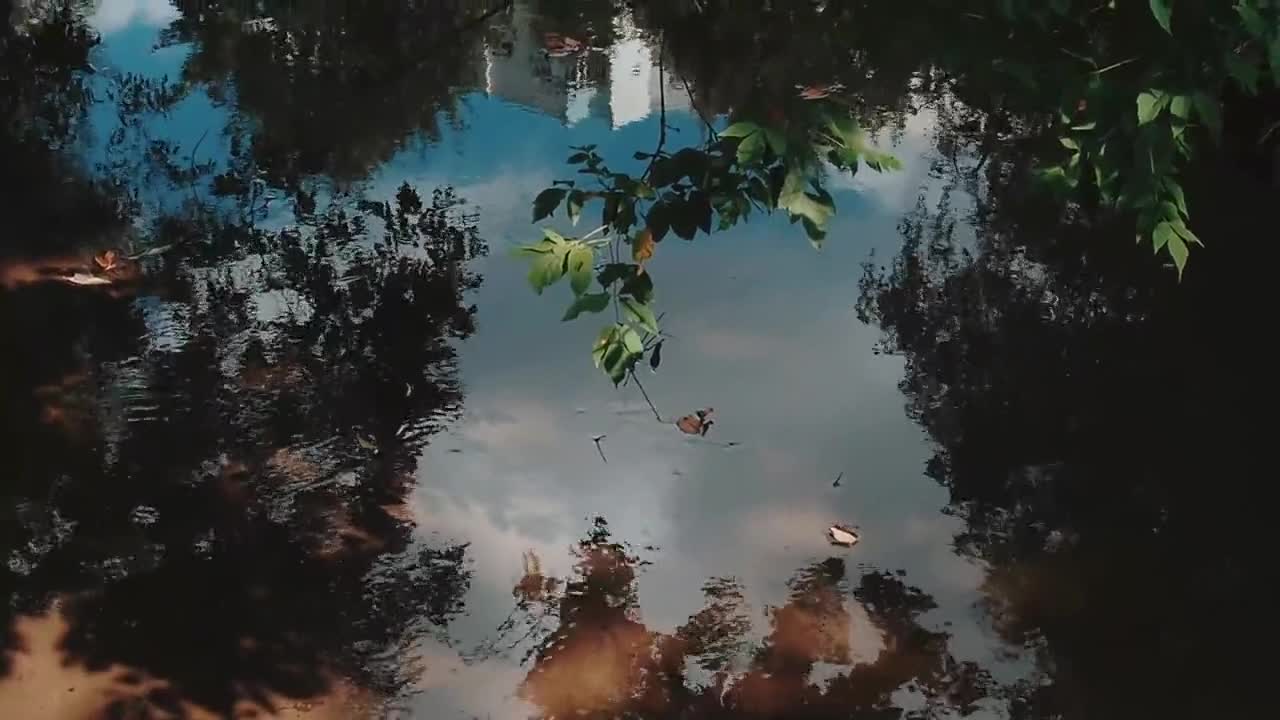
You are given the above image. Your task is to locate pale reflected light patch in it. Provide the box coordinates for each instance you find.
[89,0,179,36]
[734,503,863,561]
[458,401,565,451]
[412,638,535,720]
[412,489,572,598]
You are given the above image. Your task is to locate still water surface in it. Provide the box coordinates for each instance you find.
[1,1,1267,719]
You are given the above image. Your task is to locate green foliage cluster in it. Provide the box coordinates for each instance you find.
[516,107,899,383]
[1021,0,1280,276]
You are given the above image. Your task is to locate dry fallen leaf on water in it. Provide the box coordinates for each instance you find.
[827,524,860,548]
[676,407,714,436]
[93,249,120,271]
[58,273,113,286]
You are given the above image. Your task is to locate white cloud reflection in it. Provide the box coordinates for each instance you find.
[90,0,179,36]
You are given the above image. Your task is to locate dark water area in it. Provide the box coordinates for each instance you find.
[0,1,1273,718]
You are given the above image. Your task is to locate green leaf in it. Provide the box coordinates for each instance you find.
[1164,180,1188,217]
[533,188,566,222]
[1037,165,1076,192]
[1169,94,1191,119]
[1237,3,1266,37]
[597,263,635,287]
[567,245,594,296]
[736,132,767,166]
[633,182,656,200]
[647,201,670,241]
[621,297,659,335]
[592,325,618,367]
[801,217,825,250]
[1071,121,1098,131]
[1226,53,1260,95]
[1166,232,1188,278]
[1171,221,1203,247]
[567,152,590,164]
[1270,37,1280,87]
[591,324,644,385]
[603,194,620,227]
[670,198,700,240]
[567,190,585,226]
[527,250,565,294]
[1148,0,1172,34]
[621,326,644,355]
[763,127,787,156]
[1059,137,1080,151]
[1137,91,1163,125]
[1152,221,1174,252]
[512,237,558,256]
[563,292,610,321]
[621,267,654,304]
[720,121,760,139]
[777,169,835,233]
[1192,92,1223,140]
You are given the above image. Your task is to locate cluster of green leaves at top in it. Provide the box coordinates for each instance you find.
[1028,0,1280,278]
[515,103,899,384]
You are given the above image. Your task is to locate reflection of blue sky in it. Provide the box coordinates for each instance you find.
[85,9,1021,717]
[383,95,1016,692]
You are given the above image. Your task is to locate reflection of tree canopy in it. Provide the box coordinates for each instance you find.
[157,0,506,187]
[857,146,1269,716]
[507,519,995,719]
[2,15,489,696]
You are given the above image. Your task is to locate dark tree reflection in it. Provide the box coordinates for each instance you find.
[857,143,1270,716]
[157,0,506,187]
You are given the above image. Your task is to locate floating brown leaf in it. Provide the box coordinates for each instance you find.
[676,407,714,436]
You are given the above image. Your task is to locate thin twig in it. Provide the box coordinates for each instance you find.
[188,126,210,206]
[682,76,717,139]
[641,33,668,182]
[629,371,665,423]
[1092,56,1138,75]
